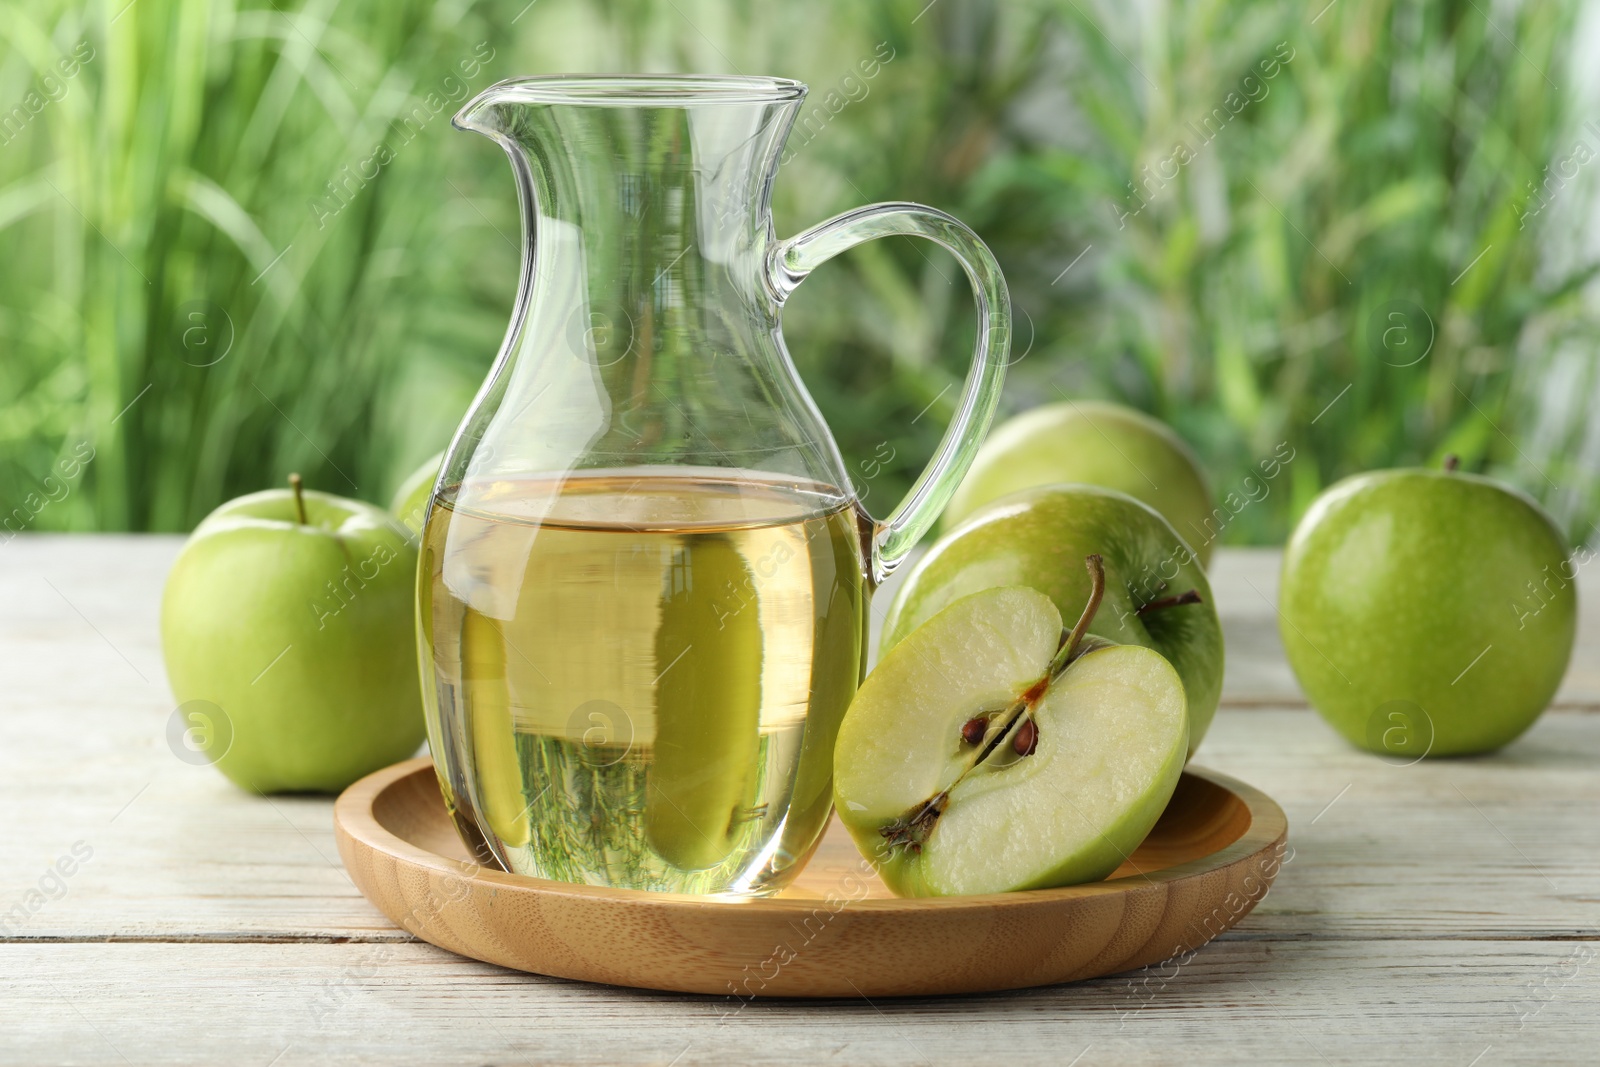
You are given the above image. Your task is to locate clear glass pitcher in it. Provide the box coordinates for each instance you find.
[419,75,1009,895]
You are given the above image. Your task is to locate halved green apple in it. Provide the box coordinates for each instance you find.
[834,570,1188,897]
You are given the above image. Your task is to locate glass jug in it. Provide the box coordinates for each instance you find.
[419,75,1010,896]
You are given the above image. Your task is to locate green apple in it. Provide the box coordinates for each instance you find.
[1279,463,1576,756]
[389,450,443,539]
[886,484,1222,756]
[460,610,532,847]
[162,475,427,793]
[835,576,1188,896]
[943,401,1215,565]
[646,536,763,870]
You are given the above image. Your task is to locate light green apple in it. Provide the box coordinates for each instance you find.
[942,401,1216,565]
[886,485,1222,756]
[835,583,1188,896]
[162,476,427,793]
[646,536,763,870]
[1279,464,1576,756]
[388,450,443,539]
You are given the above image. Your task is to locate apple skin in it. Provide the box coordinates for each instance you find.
[1279,468,1576,756]
[161,488,427,793]
[942,401,1215,565]
[388,451,443,539]
[885,485,1222,756]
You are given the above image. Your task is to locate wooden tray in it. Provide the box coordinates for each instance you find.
[334,757,1288,998]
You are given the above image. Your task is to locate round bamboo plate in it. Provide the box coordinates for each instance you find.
[334,757,1288,998]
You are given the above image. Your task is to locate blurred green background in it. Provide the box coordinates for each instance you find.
[3,0,1598,544]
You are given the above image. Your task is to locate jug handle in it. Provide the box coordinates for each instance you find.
[768,202,1010,584]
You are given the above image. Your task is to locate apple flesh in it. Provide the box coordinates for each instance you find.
[886,484,1221,756]
[835,584,1188,896]
[942,401,1215,565]
[162,479,427,793]
[1280,465,1576,756]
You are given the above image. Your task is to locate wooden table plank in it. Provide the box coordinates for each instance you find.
[1202,708,1600,941]
[0,537,405,940]
[3,535,1598,1064]
[1,939,1594,1066]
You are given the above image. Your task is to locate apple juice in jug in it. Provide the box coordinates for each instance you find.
[420,470,868,895]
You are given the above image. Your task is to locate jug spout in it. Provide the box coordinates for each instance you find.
[454,74,806,129]
[455,74,805,125]
[450,89,504,139]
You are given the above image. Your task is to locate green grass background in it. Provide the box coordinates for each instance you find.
[2,0,1597,543]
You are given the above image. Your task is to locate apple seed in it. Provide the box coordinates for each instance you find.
[1012,718,1038,756]
[960,716,989,746]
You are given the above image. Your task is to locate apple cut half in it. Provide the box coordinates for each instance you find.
[834,563,1189,897]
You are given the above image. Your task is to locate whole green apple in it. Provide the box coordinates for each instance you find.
[1279,465,1576,756]
[162,476,427,793]
[885,485,1222,756]
[942,401,1216,565]
[389,451,443,539]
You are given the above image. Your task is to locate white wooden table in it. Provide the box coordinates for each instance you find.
[2,537,1596,1065]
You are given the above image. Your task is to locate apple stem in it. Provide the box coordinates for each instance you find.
[289,473,308,525]
[1137,589,1203,616]
[1043,554,1106,681]
[1444,454,1460,472]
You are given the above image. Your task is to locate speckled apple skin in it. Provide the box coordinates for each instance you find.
[940,401,1216,565]
[885,485,1223,757]
[1279,469,1575,756]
